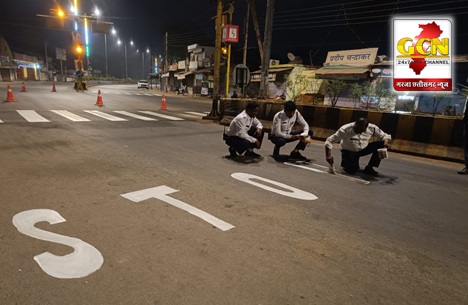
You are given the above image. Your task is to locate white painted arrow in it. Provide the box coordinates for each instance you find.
[121,186,235,231]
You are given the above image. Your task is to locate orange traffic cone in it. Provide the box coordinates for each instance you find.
[5,84,16,102]
[51,83,57,92]
[95,90,104,107]
[160,94,167,110]
[20,82,27,92]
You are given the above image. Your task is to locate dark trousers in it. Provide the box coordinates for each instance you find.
[225,128,264,155]
[270,130,313,151]
[341,141,385,174]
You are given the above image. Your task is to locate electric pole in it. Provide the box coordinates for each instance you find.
[259,0,275,98]
[243,1,250,65]
[205,0,223,119]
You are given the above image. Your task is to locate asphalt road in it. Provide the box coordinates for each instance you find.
[1,82,467,305]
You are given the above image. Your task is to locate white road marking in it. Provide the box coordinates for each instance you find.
[285,162,370,185]
[17,110,50,122]
[83,110,128,121]
[185,111,209,116]
[231,173,318,200]
[121,186,235,231]
[0,119,3,123]
[138,111,184,121]
[51,110,90,122]
[144,93,153,96]
[124,92,133,95]
[12,209,104,279]
[113,111,157,121]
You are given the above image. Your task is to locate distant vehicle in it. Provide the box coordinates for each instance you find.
[137,80,149,89]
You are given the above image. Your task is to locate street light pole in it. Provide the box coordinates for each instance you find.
[104,33,108,77]
[124,43,128,79]
[141,51,144,78]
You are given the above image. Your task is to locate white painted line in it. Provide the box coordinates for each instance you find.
[154,94,162,96]
[113,111,157,121]
[138,111,184,121]
[0,119,3,123]
[51,110,90,122]
[285,162,370,185]
[124,92,133,95]
[144,93,153,96]
[185,111,209,116]
[135,93,143,96]
[17,110,50,122]
[121,186,235,231]
[83,110,128,121]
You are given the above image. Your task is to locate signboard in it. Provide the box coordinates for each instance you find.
[324,48,378,67]
[233,64,250,86]
[393,18,452,92]
[222,25,239,43]
[250,73,276,82]
[178,61,186,70]
[56,48,66,61]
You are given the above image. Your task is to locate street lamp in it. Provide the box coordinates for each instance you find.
[117,39,134,79]
[137,48,150,78]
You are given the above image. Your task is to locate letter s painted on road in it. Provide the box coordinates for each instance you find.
[12,209,104,279]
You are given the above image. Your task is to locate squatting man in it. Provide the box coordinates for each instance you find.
[269,101,313,160]
[325,117,392,176]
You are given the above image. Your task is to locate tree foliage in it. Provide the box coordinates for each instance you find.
[321,79,347,107]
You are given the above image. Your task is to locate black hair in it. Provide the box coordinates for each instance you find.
[246,102,259,110]
[356,117,369,126]
[284,101,296,111]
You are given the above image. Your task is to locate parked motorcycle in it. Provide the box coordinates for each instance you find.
[177,86,189,96]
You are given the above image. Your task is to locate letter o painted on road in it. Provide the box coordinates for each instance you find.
[231,173,318,200]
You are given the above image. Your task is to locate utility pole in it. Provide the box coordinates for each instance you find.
[243,0,250,65]
[259,0,275,98]
[225,3,234,98]
[44,41,49,80]
[165,32,168,73]
[205,0,223,119]
[248,0,264,65]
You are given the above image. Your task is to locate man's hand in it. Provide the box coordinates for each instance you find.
[292,135,301,140]
[384,139,391,149]
[255,139,261,149]
[255,128,263,136]
[326,156,334,165]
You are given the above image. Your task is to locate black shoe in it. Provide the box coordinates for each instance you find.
[228,147,237,158]
[273,147,280,157]
[290,151,306,160]
[363,166,379,176]
[245,150,261,158]
[458,167,468,175]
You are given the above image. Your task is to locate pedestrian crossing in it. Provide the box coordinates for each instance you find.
[0,110,210,124]
[89,90,162,97]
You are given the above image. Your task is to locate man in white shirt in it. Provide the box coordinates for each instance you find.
[225,102,264,158]
[325,117,391,176]
[270,101,313,160]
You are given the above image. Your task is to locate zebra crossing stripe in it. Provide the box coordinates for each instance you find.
[17,110,50,122]
[138,111,184,121]
[113,111,157,121]
[84,110,128,121]
[185,111,209,116]
[51,110,90,122]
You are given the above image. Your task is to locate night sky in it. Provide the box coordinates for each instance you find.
[1,0,467,79]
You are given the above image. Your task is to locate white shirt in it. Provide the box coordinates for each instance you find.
[271,110,309,139]
[226,110,263,143]
[325,122,391,152]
